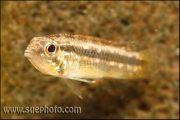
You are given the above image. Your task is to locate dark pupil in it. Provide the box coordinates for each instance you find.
[48,45,55,52]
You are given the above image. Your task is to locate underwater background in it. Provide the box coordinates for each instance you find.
[1,1,179,119]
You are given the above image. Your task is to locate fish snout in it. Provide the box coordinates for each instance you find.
[24,49,33,58]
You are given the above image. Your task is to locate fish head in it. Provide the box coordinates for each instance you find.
[24,35,78,77]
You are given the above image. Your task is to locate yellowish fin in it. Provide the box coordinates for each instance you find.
[137,48,159,79]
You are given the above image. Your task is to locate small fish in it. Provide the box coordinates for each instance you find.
[24,34,156,98]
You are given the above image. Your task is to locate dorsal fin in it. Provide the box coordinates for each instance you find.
[71,34,129,47]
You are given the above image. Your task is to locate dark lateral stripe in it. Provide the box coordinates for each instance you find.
[60,45,143,65]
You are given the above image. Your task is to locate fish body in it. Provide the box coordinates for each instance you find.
[24,34,154,98]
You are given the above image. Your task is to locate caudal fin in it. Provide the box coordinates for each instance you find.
[137,47,159,79]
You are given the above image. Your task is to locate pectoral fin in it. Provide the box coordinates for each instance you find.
[69,78,96,83]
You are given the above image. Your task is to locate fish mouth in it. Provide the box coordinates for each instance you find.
[24,49,33,58]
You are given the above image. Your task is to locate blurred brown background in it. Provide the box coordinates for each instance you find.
[1,1,179,119]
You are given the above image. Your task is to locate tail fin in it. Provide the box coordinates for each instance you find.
[137,47,160,79]
[108,47,160,80]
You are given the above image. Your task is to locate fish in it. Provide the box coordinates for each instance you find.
[24,34,156,99]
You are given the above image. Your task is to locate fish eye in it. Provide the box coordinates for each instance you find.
[48,45,55,52]
[44,41,58,57]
